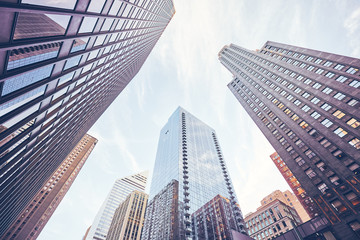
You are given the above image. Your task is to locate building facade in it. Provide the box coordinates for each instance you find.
[143,107,247,239]
[270,153,317,221]
[142,180,180,240]
[219,41,360,239]
[260,189,310,224]
[245,199,303,240]
[0,0,174,237]
[106,190,148,240]
[2,133,97,240]
[192,194,244,240]
[87,171,148,240]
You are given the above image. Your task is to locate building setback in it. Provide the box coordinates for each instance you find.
[87,171,148,240]
[270,153,317,221]
[2,133,97,240]
[219,41,360,239]
[106,190,148,240]
[0,0,174,237]
[143,107,247,239]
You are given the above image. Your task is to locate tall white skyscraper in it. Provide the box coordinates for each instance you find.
[86,171,148,240]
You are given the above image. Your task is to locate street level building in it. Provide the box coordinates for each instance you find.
[2,133,97,240]
[142,107,247,239]
[260,189,310,223]
[0,0,174,237]
[106,190,148,240]
[219,41,360,239]
[270,153,317,221]
[245,199,303,240]
[87,171,148,240]
[192,194,244,240]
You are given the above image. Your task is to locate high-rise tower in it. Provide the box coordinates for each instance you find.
[143,107,247,239]
[0,0,174,237]
[87,171,148,240]
[3,133,97,240]
[219,41,360,239]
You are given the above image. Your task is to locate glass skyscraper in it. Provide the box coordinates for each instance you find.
[143,107,247,239]
[219,41,360,239]
[86,171,148,240]
[0,0,174,237]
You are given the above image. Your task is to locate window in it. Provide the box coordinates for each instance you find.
[299,121,308,128]
[302,105,311,112]
[336,75,348,83]
[334,64,345,70]
[315,58,323,64]
[346,67,359,74]
[347,118,360,128]
[305,168,317,178]
[325,72,335,78]
[294,100,301,106]
[349,138,360,149]
[334,128,347,138]
[315,68,324,74]
[321,119,333,128]
[349,80,360,88]
[302,92,310,98]
[330,199,347,213]
[307,65,315,71]
[323,61,333,67]
[311,97,320,104]
[304,78,312,85]
[311,111,321,119]
[345,192,360,206]
[317,182,329,194]
[321,103,332,111]
[347,99,359,106]
[322,87,333,94]
[320,138,331,148]
[313,82,322,89]
[333,92,346,100]
[333,110,345,119]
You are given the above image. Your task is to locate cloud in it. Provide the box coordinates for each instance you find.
[344,7,360,56]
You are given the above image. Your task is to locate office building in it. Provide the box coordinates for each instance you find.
[0,0,174,237]
[87,171,148,240]
[219,41,360,239]
[3,133,97,240]
[141,180,180,240]
[143,107,247,239]
[192,194,246,240]
[245,199,303,240]
[270,153,317,221]
[260,189,310,223]
[106,190,148,240]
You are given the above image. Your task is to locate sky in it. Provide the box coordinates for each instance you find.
[39,0,360,239]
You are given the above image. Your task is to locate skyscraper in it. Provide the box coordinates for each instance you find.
[270,153,316,221]
[2,133,97,240]
[106,190,148,240]
[0,0,174,237]
[87,171,148,240]
[219,41,360,239]
[143,107,247,239]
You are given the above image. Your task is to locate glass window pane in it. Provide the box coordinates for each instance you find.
[78,17,98,33]
[101,19,114,32]
[70,37,90,53]
[87,0,106,13]
[2,65,53,96]
[14,13,70,40]
[64,55,82,70]
[109,0,123,15]
[7,42,61,71]
[21,0,76,9]
[57,72,75,87]
[0,85,46,117]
